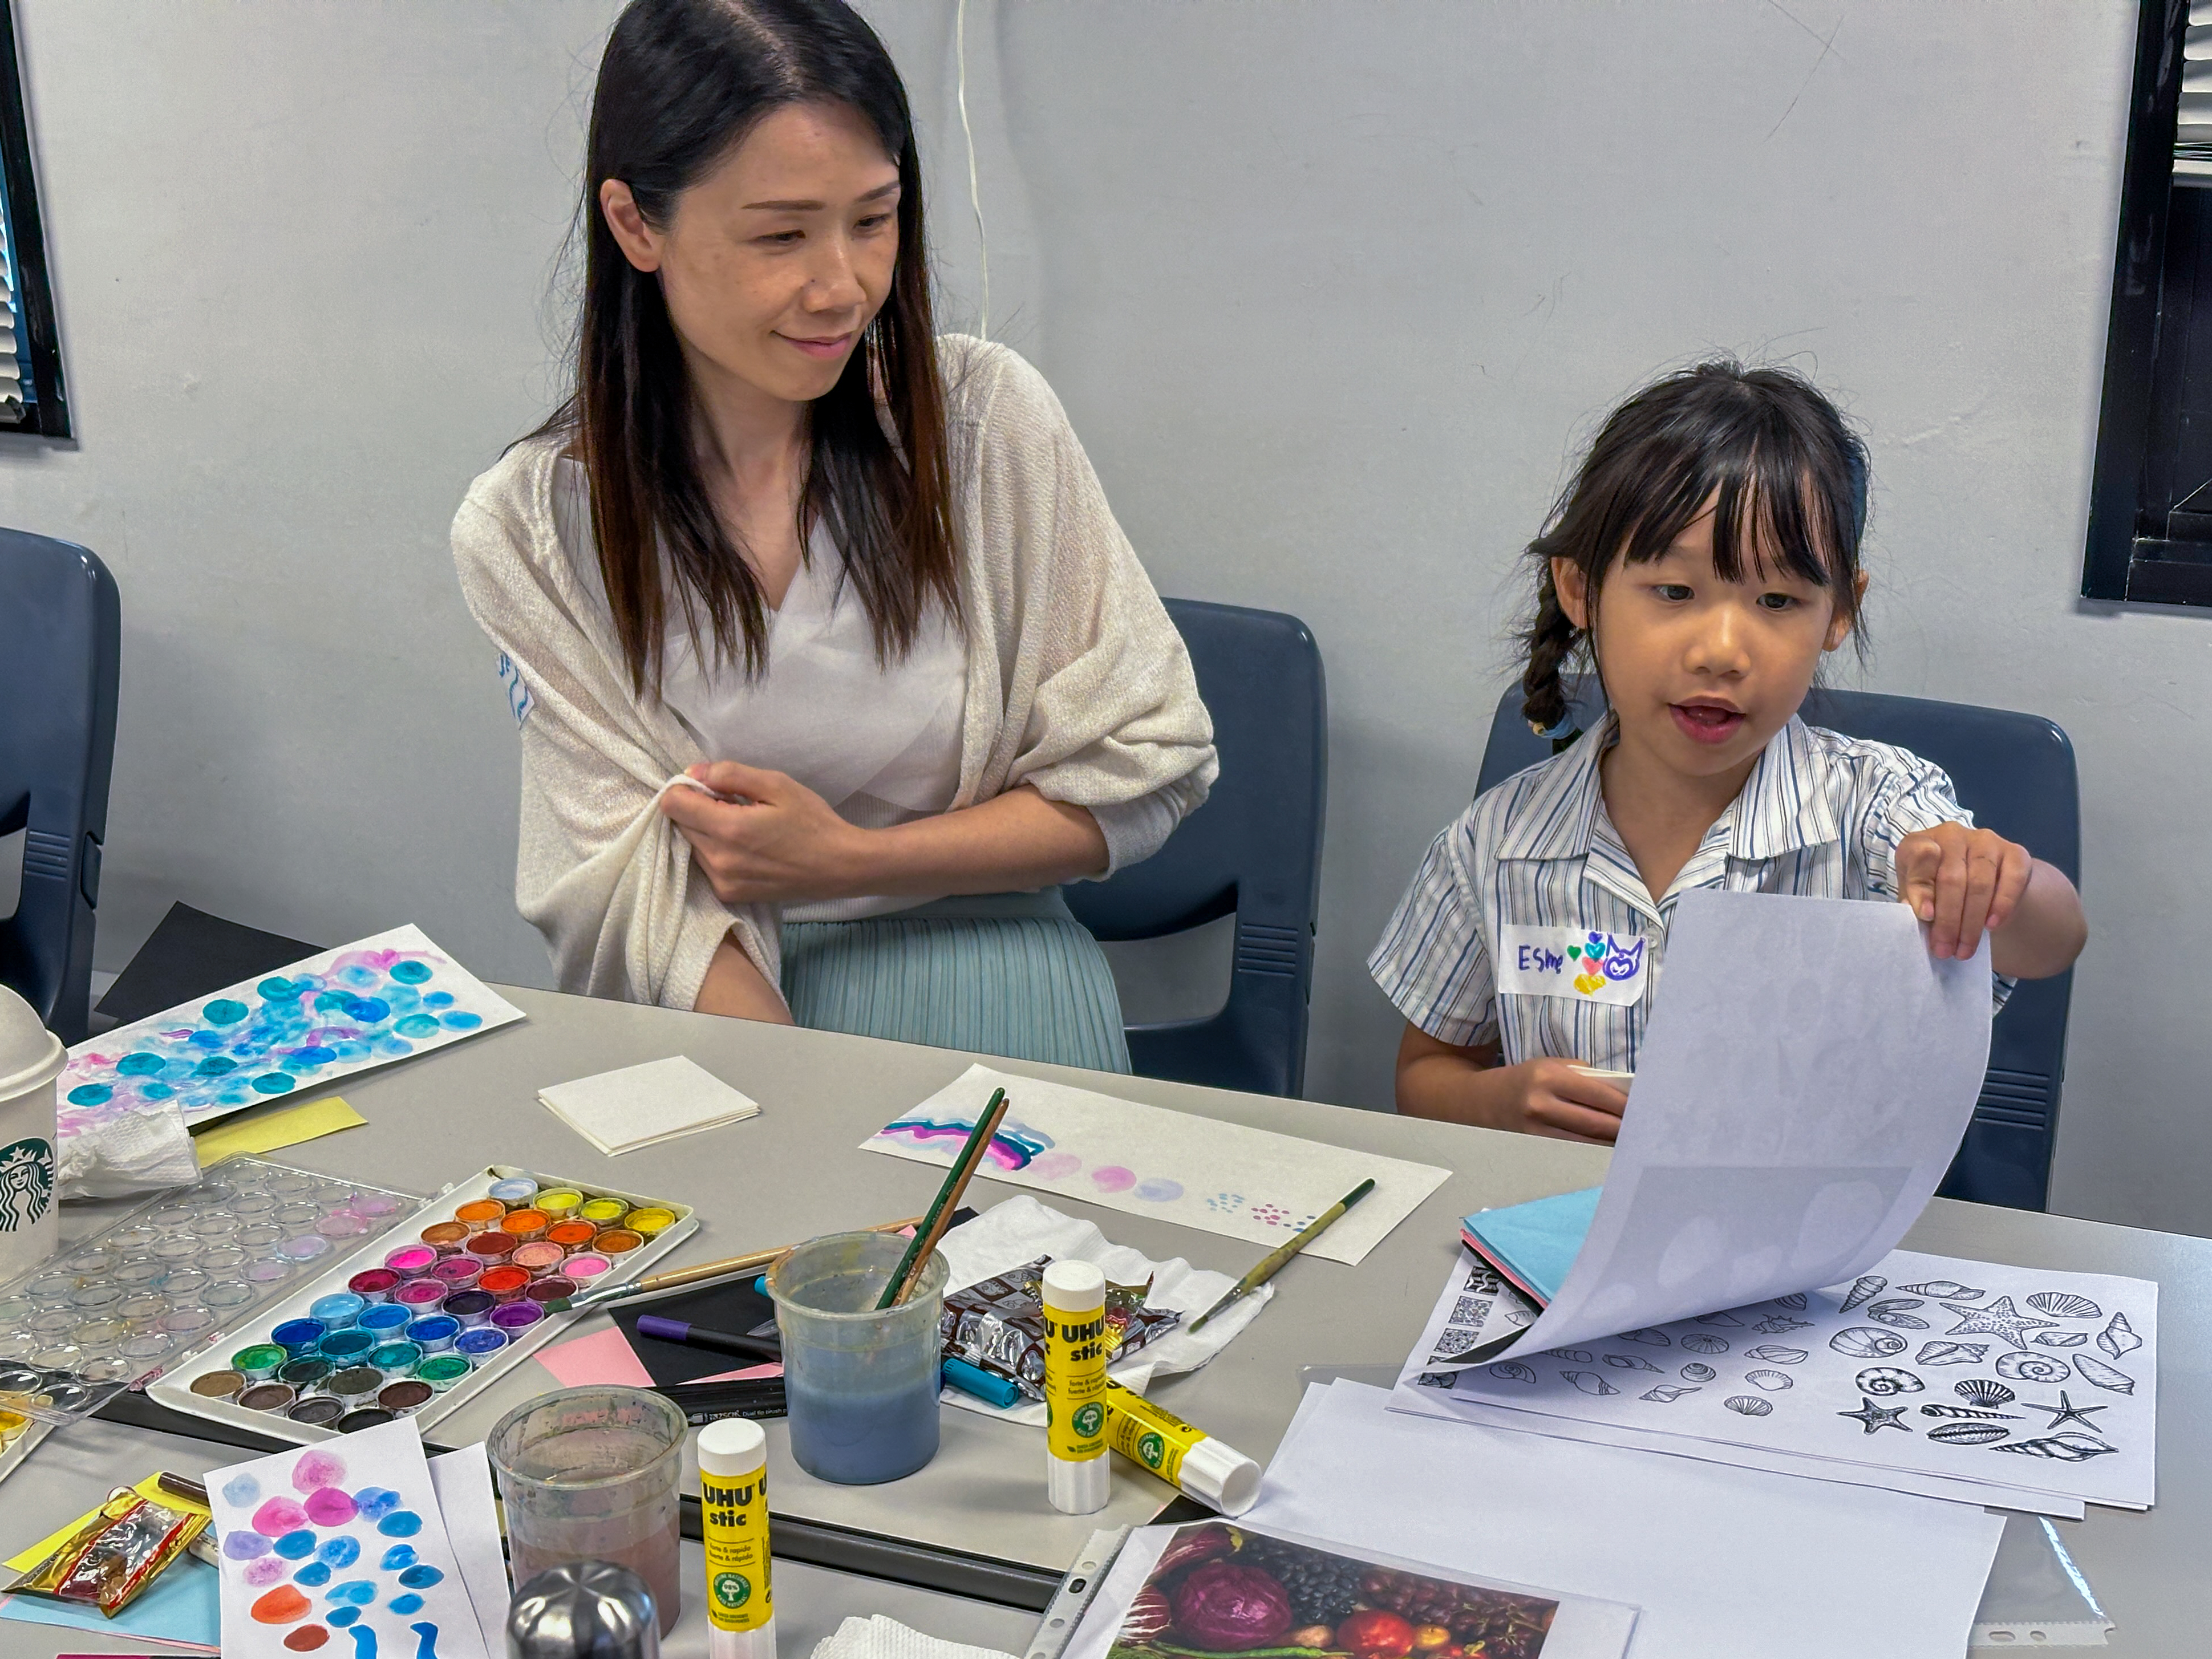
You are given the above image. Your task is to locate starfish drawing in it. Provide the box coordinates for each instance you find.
[2021,1391,2109,1432]
[1840,1396,1911,1434]
[1939,1295,2058,1350]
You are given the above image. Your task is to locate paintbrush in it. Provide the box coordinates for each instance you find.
[877,1087,1010,1309]
[1189,1178,1376,1332]
[545,1214,925,1314]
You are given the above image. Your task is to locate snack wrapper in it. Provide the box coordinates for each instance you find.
[939,1254,1180,1400]
[10,1489,207,1616]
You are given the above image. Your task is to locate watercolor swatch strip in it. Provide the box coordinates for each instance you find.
[60,926,524,1138]
[206,1415,489,1659]
[861,1063,1449,1265]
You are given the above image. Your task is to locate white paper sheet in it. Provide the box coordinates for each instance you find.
[60,924,525,1136]
[1400,1247,2154,1511]
[1249,1381,2006,1659]
[537,1053,760,1155]
[1500,890,1993,1360]
[861,1063,1450,1264]
[1395,1370,2087,1518]
[1063,1519,1638,1659]
[428,1443,512,1657]
[206,1416,491,1659]
[934,1195,1270,1423]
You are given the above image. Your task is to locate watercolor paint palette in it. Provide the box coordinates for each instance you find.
[152,1166,695,1443]
[0,1156,421,1430]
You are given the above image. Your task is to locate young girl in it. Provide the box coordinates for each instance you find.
[1370,363,2087,1143]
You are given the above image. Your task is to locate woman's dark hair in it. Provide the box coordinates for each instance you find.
[1518,360,1870,735]
[540,0,958,695]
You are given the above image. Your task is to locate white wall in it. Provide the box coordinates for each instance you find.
[4,3,2202,1234]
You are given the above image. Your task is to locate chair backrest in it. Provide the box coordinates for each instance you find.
[1476,679,2079,1212]
[1060,598,1327,1097]
[0,529,120,1043]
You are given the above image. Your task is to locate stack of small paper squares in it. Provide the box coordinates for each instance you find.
[537,1054,760,1155]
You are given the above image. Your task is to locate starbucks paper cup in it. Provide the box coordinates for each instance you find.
[0,985,66,1284]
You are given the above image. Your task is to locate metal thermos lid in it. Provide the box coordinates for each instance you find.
[507,1561,662,1659]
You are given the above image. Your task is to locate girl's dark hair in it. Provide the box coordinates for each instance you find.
[538,0,958,695]
[1518,361,1870,735]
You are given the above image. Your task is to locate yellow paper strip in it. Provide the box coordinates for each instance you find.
[192,1094,366,1167]
[6,1472,209,1573]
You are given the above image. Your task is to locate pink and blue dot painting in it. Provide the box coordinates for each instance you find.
[59,926,520,1136]
[211,1423,475,1658]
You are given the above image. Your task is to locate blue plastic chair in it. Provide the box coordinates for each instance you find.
[1060,599,1327,1097]
[1475,679,2079,1212]
[0,529,120,1043]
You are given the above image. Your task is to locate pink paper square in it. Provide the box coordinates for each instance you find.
[534,1324,654,1389]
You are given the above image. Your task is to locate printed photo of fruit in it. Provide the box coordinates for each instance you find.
[1107,1523,1557,1659]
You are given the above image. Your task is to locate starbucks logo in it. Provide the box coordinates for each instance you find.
[0,1137,51,1232]
[1072,1401,1105,1437]
[713,1571,752,1610]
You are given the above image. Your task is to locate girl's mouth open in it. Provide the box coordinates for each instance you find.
[1670,702,1747,745]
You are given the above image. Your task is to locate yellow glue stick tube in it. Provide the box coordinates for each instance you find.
[699,1417,776,1659]
[1103,1378,1261,1515]
[1043,1258,1111,1513]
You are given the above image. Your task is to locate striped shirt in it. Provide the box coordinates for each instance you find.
[1369,712,2010,1069]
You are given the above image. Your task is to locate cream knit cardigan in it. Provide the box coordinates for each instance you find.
[451,335,1218,1015]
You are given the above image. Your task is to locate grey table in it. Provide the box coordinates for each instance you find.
[11,985,2210,1652]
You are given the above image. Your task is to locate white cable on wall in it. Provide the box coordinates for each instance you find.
[956,0,991,339]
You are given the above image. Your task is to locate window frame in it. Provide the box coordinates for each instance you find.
[2083,0,2212,606]
[0,0,67,440]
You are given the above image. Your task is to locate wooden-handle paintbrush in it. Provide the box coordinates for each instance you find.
[548,1214,925,1314]
[1189,1178,1376,1332]
[877,1087,1010,1309]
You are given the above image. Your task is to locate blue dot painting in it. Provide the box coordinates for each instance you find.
[56,926,520,1135]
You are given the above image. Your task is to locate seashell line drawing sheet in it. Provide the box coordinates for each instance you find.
[1394,1243,2159,1512]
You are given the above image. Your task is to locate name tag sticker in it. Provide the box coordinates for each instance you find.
[1498,926,1651,1005]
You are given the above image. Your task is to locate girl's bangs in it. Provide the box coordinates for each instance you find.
[1618,421,1852,598]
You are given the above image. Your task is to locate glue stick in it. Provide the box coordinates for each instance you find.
[698,1417,776,1659]
[1102,1379,1261,1515]
[1042,1259,1111,1514]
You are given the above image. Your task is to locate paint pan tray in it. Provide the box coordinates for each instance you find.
[150,1164,696,1442]
[0,1155,423,1431]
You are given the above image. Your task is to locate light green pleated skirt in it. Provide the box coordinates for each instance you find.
[780,890,1132,1074]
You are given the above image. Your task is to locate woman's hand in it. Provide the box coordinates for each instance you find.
[1395,1025,1628,1144]
[659,762,870,906]
[662,765,1113,906]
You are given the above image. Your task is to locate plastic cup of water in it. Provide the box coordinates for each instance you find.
[768,1228,946,1486]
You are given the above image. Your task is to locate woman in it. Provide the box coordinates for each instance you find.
[451,0,1215,1072]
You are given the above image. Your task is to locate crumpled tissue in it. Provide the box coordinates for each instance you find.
[811,1614,1018,1659]
[57,1100,200,1200]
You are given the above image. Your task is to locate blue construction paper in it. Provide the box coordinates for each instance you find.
[1461,1187,1601,1305]
[0,1553,221,1650]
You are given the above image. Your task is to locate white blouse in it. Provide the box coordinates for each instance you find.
[659,528,970,922]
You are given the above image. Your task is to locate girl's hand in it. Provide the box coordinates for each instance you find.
[1494,1058,1630,1144]
[1395,1025,1628,1143]
[1895,822,2034,960]
[659,761,871,904]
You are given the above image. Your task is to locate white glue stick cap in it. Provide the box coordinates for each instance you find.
[698,1416,767,1477]
[1178,1434,1261,1516]
[1042,1258,1106,1309]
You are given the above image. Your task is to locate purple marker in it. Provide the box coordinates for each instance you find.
[636,1315,780,1364]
